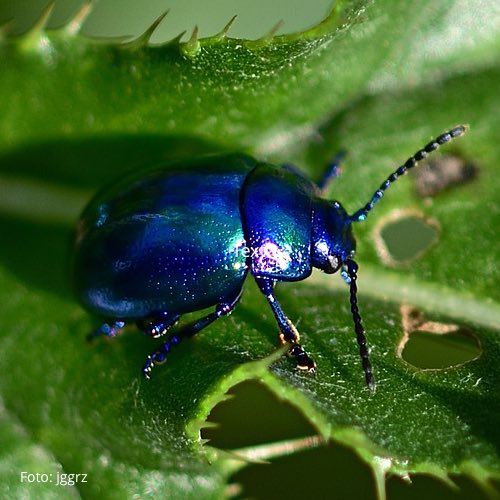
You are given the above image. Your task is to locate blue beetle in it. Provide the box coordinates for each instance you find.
[73,126,466,390]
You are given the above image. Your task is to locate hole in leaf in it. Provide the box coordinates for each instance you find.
[401,328,481,370]
[202,380,316,449]
[412,154,479,198]
[374,210,439,266]
[229,440,375,499]
[203,381,374,497]
[398,306,482,370]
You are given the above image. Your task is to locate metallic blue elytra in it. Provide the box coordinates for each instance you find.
[73,126,466,390]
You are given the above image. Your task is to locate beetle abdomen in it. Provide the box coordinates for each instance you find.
[73,155,254,318]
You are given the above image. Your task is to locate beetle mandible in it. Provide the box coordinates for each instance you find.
[73,126,466,390]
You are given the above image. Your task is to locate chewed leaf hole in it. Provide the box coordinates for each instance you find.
[201,384,376,498]
[229,439,375,499]
[398,306,482,370]
[401,329,481,369]
[201,380,316,450]
[375,210,439,266]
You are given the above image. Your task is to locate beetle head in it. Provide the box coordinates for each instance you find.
[311,199,355,274]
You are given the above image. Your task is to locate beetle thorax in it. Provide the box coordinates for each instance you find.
[311,199,356,274]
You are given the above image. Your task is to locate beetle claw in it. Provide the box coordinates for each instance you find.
[289,344,316,372]
[142,357,154,379]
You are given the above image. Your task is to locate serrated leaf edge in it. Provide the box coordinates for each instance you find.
[0,0,353,54]
[188,347,500,500]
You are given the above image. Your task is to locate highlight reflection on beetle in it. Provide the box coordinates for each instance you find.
[73,126,466,391]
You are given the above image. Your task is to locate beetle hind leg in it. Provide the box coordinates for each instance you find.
[137,312,180,338]
[142,290,243,379]
[256,277,316,372]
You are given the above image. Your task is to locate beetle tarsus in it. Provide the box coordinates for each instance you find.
[290,344,316,372]
[317,150,346,195]
[256,277,318,374]
[142,294,242,379]
[137,313,180,338]
[142,357,153,380]
[142,347,169,379]
[87,320,125,341]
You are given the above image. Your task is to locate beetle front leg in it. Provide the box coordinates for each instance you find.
[255,277,316,372]
[142,290,243,379]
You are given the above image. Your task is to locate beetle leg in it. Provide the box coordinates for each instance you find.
[255,277,316,372]
[87,320,126,341]
[142,290,243,379]
[136,313,180,338]
[317,150,346,196]
[177,292,242,338]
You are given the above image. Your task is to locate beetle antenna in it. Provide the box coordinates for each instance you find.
[344,259,375,391]
[350,125,467,222]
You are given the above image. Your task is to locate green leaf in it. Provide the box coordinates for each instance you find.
[0,0,499,498]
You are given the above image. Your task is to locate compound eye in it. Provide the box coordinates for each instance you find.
[325,255,341,274]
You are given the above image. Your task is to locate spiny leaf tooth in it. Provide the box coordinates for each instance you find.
[371,455,393,500]
[218,392,236,403]
[412,465,458,491]
[181,25,201,58]
[265,19,285,39]
[461,462,500,497]
[17,1,55,52]
[65,1,93,35]
[217,448,271,465]
[473,476,500,498]
[231,435,325,464]
[188,418,221,436]
[247,19,284,50]
[300,0,348,39]
[199,420,219,430]
[373,455,393,473]
[214,15,238,40]
[122,9,170,49]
